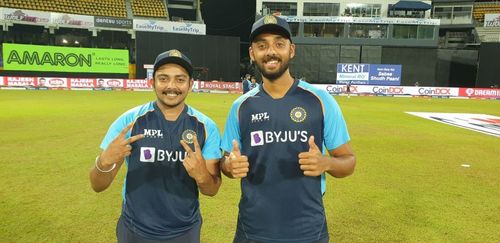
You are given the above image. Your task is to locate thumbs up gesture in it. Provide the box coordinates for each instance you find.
[298,136,327,177]
[225,140,249,178]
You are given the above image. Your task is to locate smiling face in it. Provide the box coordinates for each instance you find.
[152,63,192,109]
[249,32,295,82]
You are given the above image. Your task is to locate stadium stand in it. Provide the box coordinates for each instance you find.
[131,0,168,18]
[0,0,127,18]
[473,2,500,23]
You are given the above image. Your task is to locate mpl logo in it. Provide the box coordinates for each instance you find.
[250,130,308,147]
[143,129,163,138]
[251,112,270,123]
[140,147,156,162]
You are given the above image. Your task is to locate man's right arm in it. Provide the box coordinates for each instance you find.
[89,155,124,192]
[220,141,249,179]
[89,123,144,192]
[221,102,249,179]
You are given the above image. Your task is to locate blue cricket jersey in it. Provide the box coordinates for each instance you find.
[100,101,221,240]
[221,80,350,242]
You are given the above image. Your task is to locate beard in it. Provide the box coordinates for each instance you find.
[255,55,290,81]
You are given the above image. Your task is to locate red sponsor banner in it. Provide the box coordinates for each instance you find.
[460,88,500,98]
[1,77,5,86]
[69,78,95,88]
[6,76,36,86]
[125,79,152,89]
[197,81,241,91]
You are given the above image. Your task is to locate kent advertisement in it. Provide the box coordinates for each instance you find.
[336,63,402,85]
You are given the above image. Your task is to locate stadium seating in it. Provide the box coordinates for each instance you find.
[131,0,168,18]
[0,0,127,18]
[473,3,500,22]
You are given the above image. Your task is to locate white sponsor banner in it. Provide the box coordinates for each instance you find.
[133,19,206,35]
[282,16,440,25]
[406,112,500,137]
[51,13,94,28]
[96,78,124,88]
[1,8,50,24]
[484,14,500,27]
[133,19,169,32]
[313,84,459,97]
[169,22,206,35]
[38,77,68,88]
[69,78,95,88]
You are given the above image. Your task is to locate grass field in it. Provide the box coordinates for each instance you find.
[0,90,499,242]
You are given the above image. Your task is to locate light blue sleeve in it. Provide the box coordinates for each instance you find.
[221,102,241,153]
[318,90,350,150]
[202,120,222,160]
[99,102,153,150]
[100,114,133,150]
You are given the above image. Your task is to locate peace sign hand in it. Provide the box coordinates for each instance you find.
[100,123,144,169]
[180,136,210,182]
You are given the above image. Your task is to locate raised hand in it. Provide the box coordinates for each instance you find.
[180,136,210,182]
[99,123,144,169]
[298,136,327,177]
[225,140,249,178]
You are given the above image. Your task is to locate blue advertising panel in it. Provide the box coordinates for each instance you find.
[336,63,401,85]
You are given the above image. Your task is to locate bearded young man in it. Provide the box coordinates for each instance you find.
[90,49,222,243]
[220,15,356,243]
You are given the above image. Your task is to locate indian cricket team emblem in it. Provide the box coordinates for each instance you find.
[181,129,196,144]
[169,49,182,57]
[263,15,277,24]
[290,107,307,123]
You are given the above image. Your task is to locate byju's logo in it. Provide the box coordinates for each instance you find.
[250,130,308,147]
[140,147,156,162]
[251,112,270,123]
[250,131,264,146]
[143,129,163,138]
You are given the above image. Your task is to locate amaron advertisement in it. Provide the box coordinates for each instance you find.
[336,63,401,85]
[2,43,129,73]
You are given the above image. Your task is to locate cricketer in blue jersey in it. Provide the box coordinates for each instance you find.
[221,15,356,243]
[89,49,222,243]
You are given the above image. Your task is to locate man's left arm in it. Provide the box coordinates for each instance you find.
[298,89,356,178]
[180,136,222,197]
[299,136,356,178]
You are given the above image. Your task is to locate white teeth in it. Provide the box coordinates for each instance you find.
[267,60,278,64]
[166,93,178,97]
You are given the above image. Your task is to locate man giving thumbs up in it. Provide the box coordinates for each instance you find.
[220,15,356,243]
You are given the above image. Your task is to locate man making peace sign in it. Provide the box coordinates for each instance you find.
[90,49,222,243]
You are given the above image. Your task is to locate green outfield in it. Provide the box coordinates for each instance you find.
[0,90,498,242]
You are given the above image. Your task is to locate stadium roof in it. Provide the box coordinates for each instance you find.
[391,1,432,10]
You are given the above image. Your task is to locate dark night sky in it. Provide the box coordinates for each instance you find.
[201,0,256,59]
